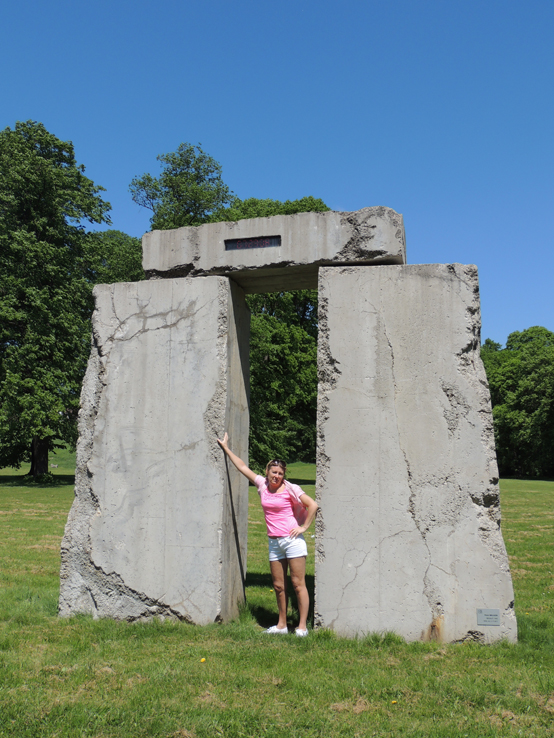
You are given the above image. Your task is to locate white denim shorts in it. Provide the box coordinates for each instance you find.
[268,534,308,561]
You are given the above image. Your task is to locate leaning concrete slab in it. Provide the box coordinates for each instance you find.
[315,264,516,643]
[59,276,250,623]
[142,206,406,292]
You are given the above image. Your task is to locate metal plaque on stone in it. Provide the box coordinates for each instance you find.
[477,608,501,626]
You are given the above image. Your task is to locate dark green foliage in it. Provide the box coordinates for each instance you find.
[247,290,318,340]
[246,288,319,468]
[249,313,317,470]
[0,123,142,476]
[83,230,145,284]
[211,195,330,223]
[481,326,554,477]
[129,142,234,230]
[0,121,111,474]
[128,137,329,234]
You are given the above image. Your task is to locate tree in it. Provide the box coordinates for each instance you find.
[481,327,554,478]
[129,143,234,230]
[249,314,318,469]
[83,230,144,284]
[0,121,111,476]
[210,195,330,224]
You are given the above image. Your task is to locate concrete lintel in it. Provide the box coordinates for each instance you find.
[142,207,406,291]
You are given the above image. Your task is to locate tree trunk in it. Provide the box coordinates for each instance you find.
[29,436,49,476]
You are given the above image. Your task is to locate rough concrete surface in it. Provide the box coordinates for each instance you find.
[59,276,250,623]
[315,264,517,642]
[142,207,406,292]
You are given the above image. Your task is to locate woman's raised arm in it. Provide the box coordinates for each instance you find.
[217,433,258,485]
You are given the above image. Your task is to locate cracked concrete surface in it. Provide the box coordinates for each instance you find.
[315,265,516,642]
[59,277,249,623]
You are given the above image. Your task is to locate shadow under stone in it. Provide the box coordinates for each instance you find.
[0,474,75,488]
[245,572,315,628]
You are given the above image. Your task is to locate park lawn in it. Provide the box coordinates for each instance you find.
[0,453,553,737]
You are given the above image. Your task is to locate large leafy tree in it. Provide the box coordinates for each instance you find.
[0,121,111,476]
[481,326,554,478]
[129,143,234,230]
[129,144,329,467]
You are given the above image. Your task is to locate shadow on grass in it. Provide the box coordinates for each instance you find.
[0,474,75,488]
[245,571,274,589]
[245,572,315,628]
[501,475,554,482]
[287,477,316,487]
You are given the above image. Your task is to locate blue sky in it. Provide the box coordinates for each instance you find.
[1,0,552,345]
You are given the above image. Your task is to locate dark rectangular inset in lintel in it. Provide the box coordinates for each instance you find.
[225,235,281,251]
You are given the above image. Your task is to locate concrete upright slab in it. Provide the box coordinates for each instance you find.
[59,276,250,623]
[316,264,516,642]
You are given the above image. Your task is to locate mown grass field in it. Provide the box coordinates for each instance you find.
[1,450,553,737]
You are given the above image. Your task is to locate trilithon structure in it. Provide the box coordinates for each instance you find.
[59,207,517,642]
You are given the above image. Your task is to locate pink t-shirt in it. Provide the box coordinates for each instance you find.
[254,475,305,537]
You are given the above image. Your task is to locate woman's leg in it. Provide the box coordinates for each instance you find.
[269,558,289,629]
[288,556,309,631]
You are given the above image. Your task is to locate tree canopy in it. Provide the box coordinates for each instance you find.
[211,195,330,224]
[249,314,318,468]
[129,143,234,230]
[0,123,145,477]
[0,121,112,475]
[481,326,554,478]
[83,230,144,285]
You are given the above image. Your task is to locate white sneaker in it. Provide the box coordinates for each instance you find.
[295,628,309,637]
[265,625,288,634]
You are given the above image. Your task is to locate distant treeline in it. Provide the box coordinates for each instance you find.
[2,121,551,478]
[481,327,554,478]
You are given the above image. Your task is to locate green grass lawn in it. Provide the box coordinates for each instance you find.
[1,452,553,737]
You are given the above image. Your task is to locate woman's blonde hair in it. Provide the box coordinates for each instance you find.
[265,458,287,478]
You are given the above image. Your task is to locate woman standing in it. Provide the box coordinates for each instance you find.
[217,433,318,636]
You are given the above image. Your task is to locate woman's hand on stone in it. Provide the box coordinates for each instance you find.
[217,432,229,450]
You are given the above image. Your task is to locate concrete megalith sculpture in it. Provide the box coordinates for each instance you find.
[60,205,516,642]
[315,264,517,642]
[60,205,407,624]
[59,277,250,622]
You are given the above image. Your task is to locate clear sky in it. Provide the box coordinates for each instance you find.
[1,0,552,345]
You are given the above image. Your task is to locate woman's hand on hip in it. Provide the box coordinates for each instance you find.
[289,525,306,539]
